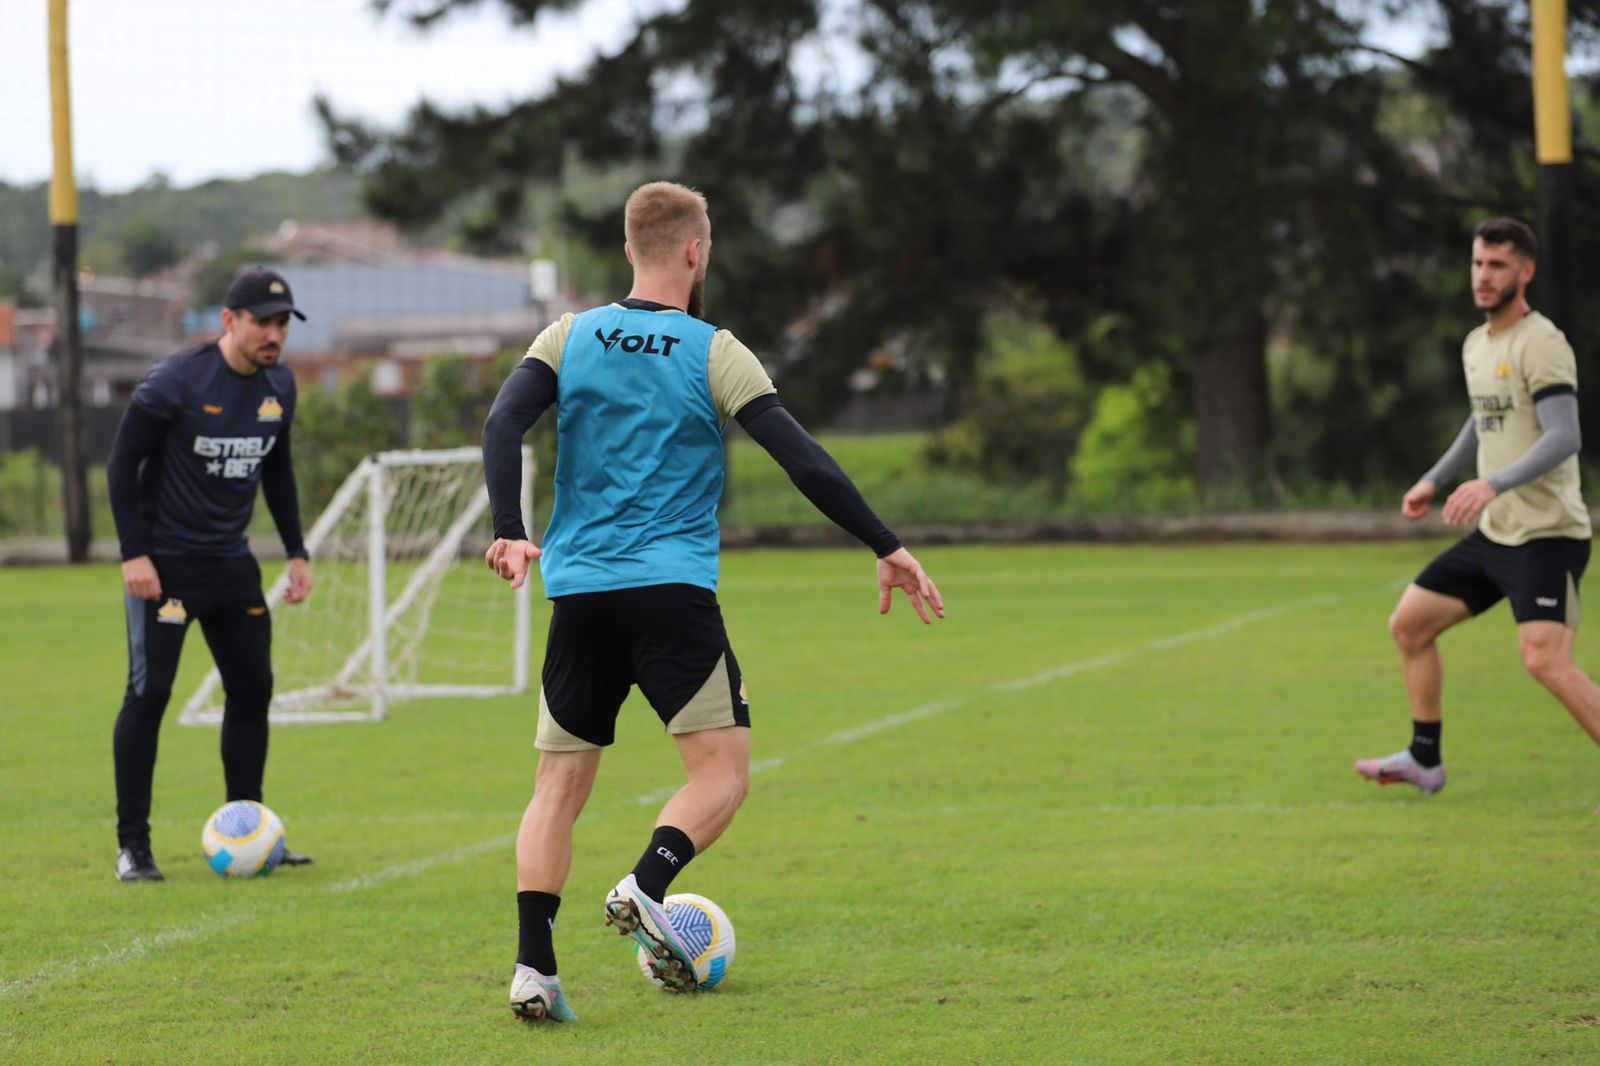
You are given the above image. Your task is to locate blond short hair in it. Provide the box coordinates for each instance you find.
[624,182,709,265]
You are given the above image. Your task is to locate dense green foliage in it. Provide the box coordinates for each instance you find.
[3,544,1598,1063]
[292,377,406,516]
[13,3,1600,517]
[325,0,1600,501]
[0,450,112,538]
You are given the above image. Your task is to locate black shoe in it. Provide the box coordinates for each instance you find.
[116,845,164,882]
[279,850,314,867]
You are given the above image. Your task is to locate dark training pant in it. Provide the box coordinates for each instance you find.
[113,554,273,848]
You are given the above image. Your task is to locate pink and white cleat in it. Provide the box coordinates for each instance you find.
[1354,749,1446,796]
[509,963,579,1022]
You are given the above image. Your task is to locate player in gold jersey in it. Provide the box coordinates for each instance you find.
[1357,218,1600,794]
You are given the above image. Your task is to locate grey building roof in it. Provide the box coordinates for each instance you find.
[264,260,535,353]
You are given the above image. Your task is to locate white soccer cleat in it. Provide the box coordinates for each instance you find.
[1354,749,1446,796]
[604,874,699,992]
[508,963,578,1022]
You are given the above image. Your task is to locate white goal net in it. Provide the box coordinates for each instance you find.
[179,446,533,725]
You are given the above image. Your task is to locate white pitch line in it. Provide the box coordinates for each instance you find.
[327,833,516,893]
[991,653,1127,693]
[646,585,1388,799]
[0,908,254,1004]
[1,832,520,1003]
[818,699,965,746]
[802,586,1382,754]
[3,585,1389,1004]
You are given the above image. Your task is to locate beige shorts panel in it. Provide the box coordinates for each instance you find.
[536,685,601,752]
[666,653,743,735]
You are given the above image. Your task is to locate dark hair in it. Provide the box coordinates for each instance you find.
[1474,217,1538,260]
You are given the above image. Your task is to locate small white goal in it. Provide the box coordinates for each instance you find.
[178,446,534,725]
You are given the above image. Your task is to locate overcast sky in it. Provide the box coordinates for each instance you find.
[0,0,670,192]
[1,1,1443,195]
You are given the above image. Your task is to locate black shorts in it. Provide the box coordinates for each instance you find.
[536,583,748,751]
[1413,531,1590,626]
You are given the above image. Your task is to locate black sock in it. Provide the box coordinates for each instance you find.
[517,891,561,974]
[1409,720,1442,768]
[631,826,696,903]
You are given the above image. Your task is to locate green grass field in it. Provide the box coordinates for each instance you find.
[2,542,1597,1064]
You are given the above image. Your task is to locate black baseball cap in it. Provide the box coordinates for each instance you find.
[226,267,306,321]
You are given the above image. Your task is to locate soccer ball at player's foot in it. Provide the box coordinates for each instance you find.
[635,893,737,991]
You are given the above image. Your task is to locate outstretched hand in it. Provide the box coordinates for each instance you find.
[876,547,944,624]
[485,538,542,590]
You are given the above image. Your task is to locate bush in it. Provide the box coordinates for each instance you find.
[927,313,1094,499]
[1069,363,1197,512]
[292,376,404,516]
[0,450,113,537]
[411,351,521,449]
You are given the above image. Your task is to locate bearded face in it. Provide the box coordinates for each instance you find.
[687,270,707,320]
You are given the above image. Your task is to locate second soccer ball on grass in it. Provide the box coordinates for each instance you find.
[201,800,288,878]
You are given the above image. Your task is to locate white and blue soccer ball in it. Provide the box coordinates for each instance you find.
[201,800,287,878]
[636,892,736,991]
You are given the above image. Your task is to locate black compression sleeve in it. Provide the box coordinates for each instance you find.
[736,398,902,557]
[482,359,558,541]
[107,403,166,560]
[260,425,307,559]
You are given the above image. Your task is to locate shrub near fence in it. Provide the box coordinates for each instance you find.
[0,450,113,537]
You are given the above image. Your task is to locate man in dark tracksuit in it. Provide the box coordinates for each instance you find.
[107,268,315,882]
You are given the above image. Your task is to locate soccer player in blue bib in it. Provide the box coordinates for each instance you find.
[106,268,315,882]
[482,182,944,1021]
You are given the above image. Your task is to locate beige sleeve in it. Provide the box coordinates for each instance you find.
[1522,327,1579,395]
[525,313,576,373]
[708,330,777,422]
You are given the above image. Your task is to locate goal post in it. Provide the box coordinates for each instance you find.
[178,446,534,726]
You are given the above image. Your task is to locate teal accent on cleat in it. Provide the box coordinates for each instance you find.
[1354,749,1446,796]
[604,874,700,992]
[509,964,578,1022]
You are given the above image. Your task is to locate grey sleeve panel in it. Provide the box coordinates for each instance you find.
[1485,392,1583,494]
[1421,416,1478,487]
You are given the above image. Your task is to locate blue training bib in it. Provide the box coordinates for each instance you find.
[539,305,724,597]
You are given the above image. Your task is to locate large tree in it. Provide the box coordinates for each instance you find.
[325,0,1600,496]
